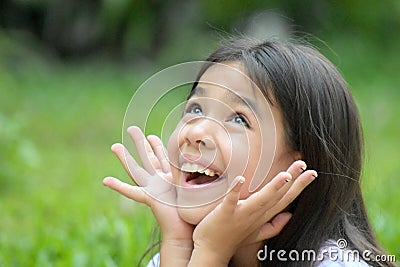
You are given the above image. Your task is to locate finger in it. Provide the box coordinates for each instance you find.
[103,177,148,204]
[221,176,245,213]
[111,143,133,173]
[245,172,291,213]
[256,212,292,241]
[147,135,171,173]
[111,143,150,185]
[127,126,156,175]
[286,160,307,181]
[275,170,317,211]
[278,160,307,194]
[143,136,162,171]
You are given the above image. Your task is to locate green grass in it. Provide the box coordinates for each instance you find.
[0,35,399,266]
[0,54,158,265]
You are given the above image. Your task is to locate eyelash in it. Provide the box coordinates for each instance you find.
[185,103,202,115]
[231,113,250,127]
[184,103,250,128]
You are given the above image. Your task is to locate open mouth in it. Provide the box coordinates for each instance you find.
[181,163,221,186]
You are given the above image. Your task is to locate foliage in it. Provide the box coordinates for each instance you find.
[1,0,399,61]
[0,1,399,265]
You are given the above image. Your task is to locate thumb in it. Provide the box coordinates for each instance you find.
[103,177,148,204]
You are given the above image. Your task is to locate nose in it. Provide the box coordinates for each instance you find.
[181,117,218,149]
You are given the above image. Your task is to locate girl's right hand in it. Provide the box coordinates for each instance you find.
[103,126,194,265]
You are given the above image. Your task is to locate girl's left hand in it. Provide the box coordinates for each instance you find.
[189,161,317,266]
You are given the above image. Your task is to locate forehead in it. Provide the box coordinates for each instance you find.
[194,62,267,106]
[191,62,270,115]
[197,62,255,98]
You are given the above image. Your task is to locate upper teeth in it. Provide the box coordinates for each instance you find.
[181,163,220,177]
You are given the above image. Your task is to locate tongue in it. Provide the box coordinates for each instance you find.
[188,173,218,185]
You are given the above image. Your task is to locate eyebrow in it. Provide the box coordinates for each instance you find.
[189,86,261,115]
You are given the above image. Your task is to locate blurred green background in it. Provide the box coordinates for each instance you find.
[0,0,399,266]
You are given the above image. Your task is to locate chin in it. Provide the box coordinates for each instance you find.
[177,203,218,225]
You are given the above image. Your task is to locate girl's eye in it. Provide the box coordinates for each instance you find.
[185,103,202,115]
[231,114,250,127]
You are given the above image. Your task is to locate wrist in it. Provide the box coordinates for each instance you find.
[188,245,231,267]
[162,236,194,249]
[160,239,193,267]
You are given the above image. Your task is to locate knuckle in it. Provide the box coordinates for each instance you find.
[278,171,288,177]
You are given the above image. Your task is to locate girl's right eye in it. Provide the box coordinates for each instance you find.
[185,103,202,115]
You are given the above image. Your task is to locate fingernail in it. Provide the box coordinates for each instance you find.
[231,176,245,192]
[312,171,318,179]
[285,178,291,183]
[300,167,306,173]
[103,177,111,186]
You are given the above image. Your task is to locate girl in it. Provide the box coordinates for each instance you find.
[103,38,395,267]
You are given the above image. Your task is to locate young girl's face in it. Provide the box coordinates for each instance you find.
[167,61,298,224]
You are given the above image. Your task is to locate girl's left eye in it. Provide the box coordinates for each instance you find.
[231,114,250,127]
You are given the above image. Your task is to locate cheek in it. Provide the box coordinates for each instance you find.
[229,132,263,190]
[237,159,260,199]
[225,133,250,176]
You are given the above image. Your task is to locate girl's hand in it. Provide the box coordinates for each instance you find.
[189,161,317,266]
[103,126,194,265]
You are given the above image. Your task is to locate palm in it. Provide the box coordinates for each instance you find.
[103,126,194,241]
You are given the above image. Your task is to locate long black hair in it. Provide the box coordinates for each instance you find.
[193,37,395,267]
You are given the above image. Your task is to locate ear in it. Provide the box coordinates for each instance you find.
[292,150,302,161]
